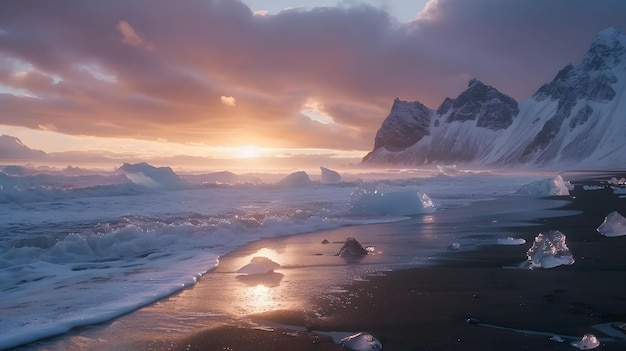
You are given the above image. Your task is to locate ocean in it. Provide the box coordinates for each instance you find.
[0,166,572,350]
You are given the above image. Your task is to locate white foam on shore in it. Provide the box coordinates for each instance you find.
[0,168,556,349]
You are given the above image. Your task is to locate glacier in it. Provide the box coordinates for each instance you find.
[363,27,626,169]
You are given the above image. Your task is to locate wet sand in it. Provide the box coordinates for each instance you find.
[149,173,626,351]
[25,172,626,351]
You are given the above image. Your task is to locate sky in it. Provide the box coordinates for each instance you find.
[1,0,626,170]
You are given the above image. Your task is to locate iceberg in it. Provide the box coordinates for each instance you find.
[348,184,435,216]
[276,171,312,187]
[236,257,281,275]
[516,175,570,196]
[523,230,574,269]
[597,211,626,237]
[340,332,382,351]
[118,162,187,189]
[320,166,342,184]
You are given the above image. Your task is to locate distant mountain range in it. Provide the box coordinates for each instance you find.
[0,135,47,159]
[363,27,626,169]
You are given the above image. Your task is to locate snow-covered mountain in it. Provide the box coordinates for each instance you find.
[363,27,626,169]
[0,135,47,159]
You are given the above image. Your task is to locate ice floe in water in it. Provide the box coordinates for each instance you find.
[515,175,570,196]
[320,166,342,184]
[348,184,435,216]
[522,230,574,269]
[236,257,281,275]
[437,164,460,176]
[571,334,600,350]
[340,332,382,351]
[597,211,626,237]
[276,171,312,187]
[496,237,526,245]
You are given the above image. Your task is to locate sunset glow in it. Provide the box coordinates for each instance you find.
[1,1,625,170]
[233,145,263,158]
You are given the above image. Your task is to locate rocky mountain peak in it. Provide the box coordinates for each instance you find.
[0,135,47,159]
[438,79,519,131]
[583,27,626,71]
[362,27,626,168]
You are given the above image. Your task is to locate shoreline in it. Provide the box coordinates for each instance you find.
[165,176,626,351]
[18,172,626,351]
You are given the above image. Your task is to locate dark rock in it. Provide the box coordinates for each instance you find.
[337,237,368,258]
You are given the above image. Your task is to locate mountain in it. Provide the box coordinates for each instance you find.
[363,27,626,168]
[0,135,47,159]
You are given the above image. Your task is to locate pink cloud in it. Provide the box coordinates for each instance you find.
[0,0,625,152]
[116,20,154,50]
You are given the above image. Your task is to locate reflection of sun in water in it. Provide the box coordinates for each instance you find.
[244,284,276,314]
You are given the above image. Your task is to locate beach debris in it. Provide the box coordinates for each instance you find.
[522,230,574,269]
[337,237,369,258]
[340,332,382,351]
[571,334,600,350]
[496,237,526,245]
[321,239,330,244]
[550,335,565,342]
[515,175,570,196]
[236,256,281,275]
[597,211,626,237]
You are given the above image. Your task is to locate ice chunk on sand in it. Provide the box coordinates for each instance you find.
[236,257,280,275]
[340,332,382,351]
[597,211,626,237]
[516,175,570,196]
[571,334,600,350]
[496,237,526,245]
[320,166,341,184]
[337,237,368,258]
[523,230,574,269]
[276,171,312,187]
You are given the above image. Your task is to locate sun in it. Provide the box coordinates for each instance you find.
[234,145,263,158]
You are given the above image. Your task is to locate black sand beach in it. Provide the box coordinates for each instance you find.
[166,173,626,351]
[21,172,626,351]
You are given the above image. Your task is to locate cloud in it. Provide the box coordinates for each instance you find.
[116,20,154,50]
[220,95,237,107]
[0,0,625,153]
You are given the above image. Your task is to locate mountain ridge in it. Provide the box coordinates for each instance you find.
[0,135,47,160]
[363,27,626,168]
